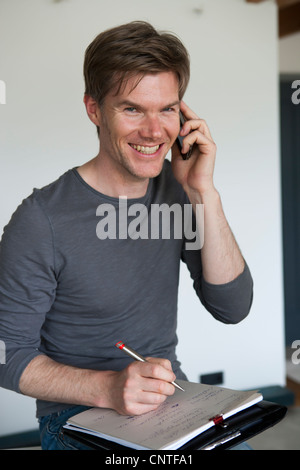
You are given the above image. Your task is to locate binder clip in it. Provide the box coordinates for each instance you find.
[210,414,228,428]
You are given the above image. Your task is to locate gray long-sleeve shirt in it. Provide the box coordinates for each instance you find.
[0,161,253,417]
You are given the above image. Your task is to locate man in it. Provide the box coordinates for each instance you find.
[0,21,253,449]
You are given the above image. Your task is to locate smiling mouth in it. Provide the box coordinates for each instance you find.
[129,144,161,155]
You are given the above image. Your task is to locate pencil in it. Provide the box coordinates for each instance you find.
[115,341,185,392]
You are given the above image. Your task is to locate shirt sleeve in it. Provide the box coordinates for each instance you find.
[0,192,57,392]
[181,247,253,324]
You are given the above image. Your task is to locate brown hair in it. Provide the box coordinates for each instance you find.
[84,21,190,108]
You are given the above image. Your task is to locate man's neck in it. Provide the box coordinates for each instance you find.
[77,155,149,199]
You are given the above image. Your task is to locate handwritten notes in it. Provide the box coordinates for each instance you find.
[64,380,262,450]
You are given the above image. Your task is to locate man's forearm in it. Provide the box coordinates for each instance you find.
[188,186,245,284]
[18,354,177,416]
[19,354,114,409]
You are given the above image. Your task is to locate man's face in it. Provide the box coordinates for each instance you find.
[97,71,181,183]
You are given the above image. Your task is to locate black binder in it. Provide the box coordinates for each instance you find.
[62,400,287,450]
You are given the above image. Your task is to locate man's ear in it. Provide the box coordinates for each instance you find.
[83,94,101,127]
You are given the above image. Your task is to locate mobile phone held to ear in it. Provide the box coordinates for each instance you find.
[176,111,193,160]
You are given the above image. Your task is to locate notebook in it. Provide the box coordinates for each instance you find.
[64,380,263,450]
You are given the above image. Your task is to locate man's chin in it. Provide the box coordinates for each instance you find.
[133,156,167,179]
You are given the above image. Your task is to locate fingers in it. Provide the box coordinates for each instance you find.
[171,102,217,194]
[133,358,176,394]
[113,359,177,416]
[143,358,176,392]
[179,101,215,154]
[181,118,213,141]
[146,356,174,373]
[180,100,199,120]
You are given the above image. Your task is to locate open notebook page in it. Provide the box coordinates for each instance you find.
[64,380,262,450]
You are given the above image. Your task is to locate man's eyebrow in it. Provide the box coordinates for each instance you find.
[116,100,139,108]
[163,100,181,108]
[116,100,181,109]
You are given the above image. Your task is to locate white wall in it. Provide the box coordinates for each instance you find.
[0,0,285,436]
[279,31,300,73]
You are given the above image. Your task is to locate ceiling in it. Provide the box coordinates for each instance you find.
[246,0,300,37]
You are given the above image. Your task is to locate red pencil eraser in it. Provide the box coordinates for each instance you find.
[115,341,124,349]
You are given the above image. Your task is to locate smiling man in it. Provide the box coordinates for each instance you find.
[81,72,180,192]
[0,21,253,450]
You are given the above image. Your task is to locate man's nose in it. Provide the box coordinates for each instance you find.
[140,114,163,140]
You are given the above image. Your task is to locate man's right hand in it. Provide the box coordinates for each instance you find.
[103,357,177,415]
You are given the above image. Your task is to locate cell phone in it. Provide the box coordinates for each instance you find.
[176,111,193,160]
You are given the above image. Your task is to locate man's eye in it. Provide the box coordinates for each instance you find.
[125,107,137,112]
[163,107,176,113]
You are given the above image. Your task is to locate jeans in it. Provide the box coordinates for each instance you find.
[39,405,92,450]
[39,405,252,450]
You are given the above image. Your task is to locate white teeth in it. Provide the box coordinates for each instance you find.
[130,144,160,155]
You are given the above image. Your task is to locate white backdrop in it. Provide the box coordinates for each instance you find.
[0,0,285,435]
